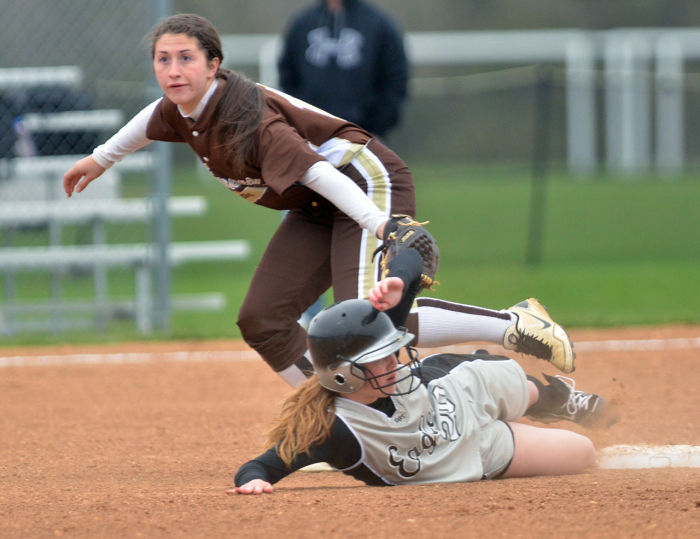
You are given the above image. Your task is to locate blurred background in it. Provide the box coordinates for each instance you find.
[0,0,698,344]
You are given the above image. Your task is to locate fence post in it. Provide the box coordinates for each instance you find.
[525,66,552,266]
[151,0,172,333]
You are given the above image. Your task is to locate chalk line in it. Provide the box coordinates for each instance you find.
[1,335,699,368]
[575,336,700,352]
[0,349,259,367]
[419,336,700,357]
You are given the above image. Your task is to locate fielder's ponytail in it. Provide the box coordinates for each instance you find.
[212,69,263,178]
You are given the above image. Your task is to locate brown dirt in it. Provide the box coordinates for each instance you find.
[1,325,698,538]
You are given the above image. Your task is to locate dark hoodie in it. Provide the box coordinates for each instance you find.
[278,0,408,137]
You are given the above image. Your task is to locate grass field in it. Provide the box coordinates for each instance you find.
[2,162,699,344]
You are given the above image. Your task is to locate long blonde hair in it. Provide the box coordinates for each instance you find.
[266,377,337,467]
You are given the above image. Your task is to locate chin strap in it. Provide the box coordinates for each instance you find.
[294,355,314,378]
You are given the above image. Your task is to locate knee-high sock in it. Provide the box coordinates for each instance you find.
[415,297,514,347]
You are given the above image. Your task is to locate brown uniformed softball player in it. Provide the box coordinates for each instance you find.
[63,13,576,386]
[231,249,619,493]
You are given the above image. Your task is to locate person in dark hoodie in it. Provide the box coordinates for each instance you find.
[278,0,408,138]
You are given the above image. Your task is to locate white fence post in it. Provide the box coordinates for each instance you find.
[566,34,597,175]
[655,36,684,175]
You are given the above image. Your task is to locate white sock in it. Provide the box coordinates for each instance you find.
[415,298,514,347]
[277,363,309,387]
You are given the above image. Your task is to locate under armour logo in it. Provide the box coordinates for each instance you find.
[305,27,364,69]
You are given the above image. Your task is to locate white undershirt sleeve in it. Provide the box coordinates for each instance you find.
[299,161,388,238]
[91,98,161,169]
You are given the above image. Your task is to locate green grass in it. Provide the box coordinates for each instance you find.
[2,162,699,345]
[410,163,700,327]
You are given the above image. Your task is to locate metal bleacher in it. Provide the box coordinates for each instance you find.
[0,66,250,335]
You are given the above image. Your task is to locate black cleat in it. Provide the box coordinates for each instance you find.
[527,374,620,429]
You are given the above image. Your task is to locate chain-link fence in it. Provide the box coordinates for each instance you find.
[0,0,172,336]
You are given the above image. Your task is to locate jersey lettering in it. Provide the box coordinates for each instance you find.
[386,382,462,479]
[388,445,420,478]
[233,185,267,203]
[431,385,461,441]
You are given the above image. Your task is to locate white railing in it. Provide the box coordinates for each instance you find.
[222,28,700,175]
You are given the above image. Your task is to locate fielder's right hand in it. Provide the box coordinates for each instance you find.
[63,155,106,197]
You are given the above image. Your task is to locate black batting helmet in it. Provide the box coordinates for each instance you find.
[306,299,420,395]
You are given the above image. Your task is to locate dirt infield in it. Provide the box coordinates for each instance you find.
[1,325,698,538]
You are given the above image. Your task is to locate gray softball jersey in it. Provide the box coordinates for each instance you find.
[234,355,529,487]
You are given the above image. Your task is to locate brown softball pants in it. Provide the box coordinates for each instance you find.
[237,139,416,372]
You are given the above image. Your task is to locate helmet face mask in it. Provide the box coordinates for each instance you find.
[307,299,421,395]
[354,346,422,396]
